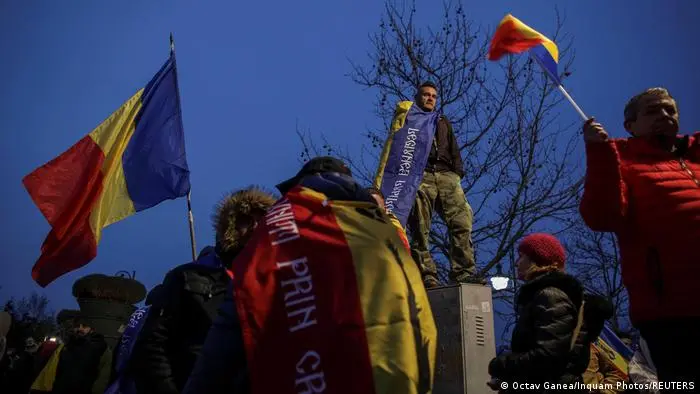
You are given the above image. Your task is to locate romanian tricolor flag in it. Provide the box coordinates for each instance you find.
[488,14,561,85]
[593,325,634,380]
[232,180,437,394]
[23,53,191,287]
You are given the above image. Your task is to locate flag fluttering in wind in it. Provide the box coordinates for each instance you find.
[23,53,191,287]
[488,14,561,85]
[488,14,589,120]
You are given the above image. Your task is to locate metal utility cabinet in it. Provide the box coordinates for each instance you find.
[427,283,496,394]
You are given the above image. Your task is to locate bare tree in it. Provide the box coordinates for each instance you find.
[13,292,54,322]
[302,0,582,269]
[3,292,57,347]
[566,220,630,333]
[298,1,590,338]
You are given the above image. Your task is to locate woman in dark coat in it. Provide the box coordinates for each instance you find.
[488,233,599,393]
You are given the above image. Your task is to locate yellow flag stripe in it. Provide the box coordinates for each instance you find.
[503,14,559,62]
[31,343,65,391]
[87,90,143,243]
[332,202,437,393]
[374,101,414,188]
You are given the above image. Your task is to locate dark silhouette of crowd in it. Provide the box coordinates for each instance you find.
[1,85,697,394]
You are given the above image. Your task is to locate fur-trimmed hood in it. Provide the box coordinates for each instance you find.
[212,186,277,263]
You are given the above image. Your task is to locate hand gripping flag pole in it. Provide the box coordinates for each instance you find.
[171,32,198,261]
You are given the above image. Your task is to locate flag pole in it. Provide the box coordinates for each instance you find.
[556,85,588,122]
[187,192,197,260]
[170,32,198,261]
[528,52,588,121]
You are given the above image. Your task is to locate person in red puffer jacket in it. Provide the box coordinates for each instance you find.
[579,87,700,388]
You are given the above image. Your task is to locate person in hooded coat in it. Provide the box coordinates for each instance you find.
[184,156,437,394]
[129,187,276,394]
[488,233,610,393]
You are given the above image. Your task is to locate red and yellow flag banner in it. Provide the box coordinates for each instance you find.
[488,14,561,85]
[232,186,437,394]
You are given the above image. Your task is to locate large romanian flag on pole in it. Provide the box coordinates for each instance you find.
[23,51,191,287]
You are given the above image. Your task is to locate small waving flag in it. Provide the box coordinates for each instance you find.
[594,325,634,380]
[23,53,190,287]
[488,14,561,85]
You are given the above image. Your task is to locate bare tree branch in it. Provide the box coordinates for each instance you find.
[297,0,603,340]
[565,219,630,332]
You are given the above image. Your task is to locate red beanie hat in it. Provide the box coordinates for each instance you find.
[518,233,566,269]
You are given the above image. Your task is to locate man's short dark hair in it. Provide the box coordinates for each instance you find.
[418,81,438,92]
[624,87,675,123]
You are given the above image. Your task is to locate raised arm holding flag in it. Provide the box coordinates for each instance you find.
[488,13,700,386]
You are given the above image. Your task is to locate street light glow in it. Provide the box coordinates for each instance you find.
[490,263,510,290]
[490,276,509,290]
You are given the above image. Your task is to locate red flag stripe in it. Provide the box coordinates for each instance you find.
[232,189,375,394]
[23,136,105,287]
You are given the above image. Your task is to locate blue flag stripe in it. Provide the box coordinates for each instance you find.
[379,103,439,227]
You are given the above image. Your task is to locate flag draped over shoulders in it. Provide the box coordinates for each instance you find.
[375,101,439,228]
[23,54,190,287]
[232,185,437,394]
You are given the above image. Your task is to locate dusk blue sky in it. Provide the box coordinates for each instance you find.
[1,1,698,342]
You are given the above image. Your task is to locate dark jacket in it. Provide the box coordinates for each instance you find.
[489,271,587,392]
[4,349,37,394]
[130,262,231,394]
[183,173,376,394]
[181,281,247,394]
[568,293,614,376]
[131,188,274,394]
[427,116,465,178]
[51,332,110,394]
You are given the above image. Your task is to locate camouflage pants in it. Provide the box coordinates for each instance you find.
[407,171,475,280]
